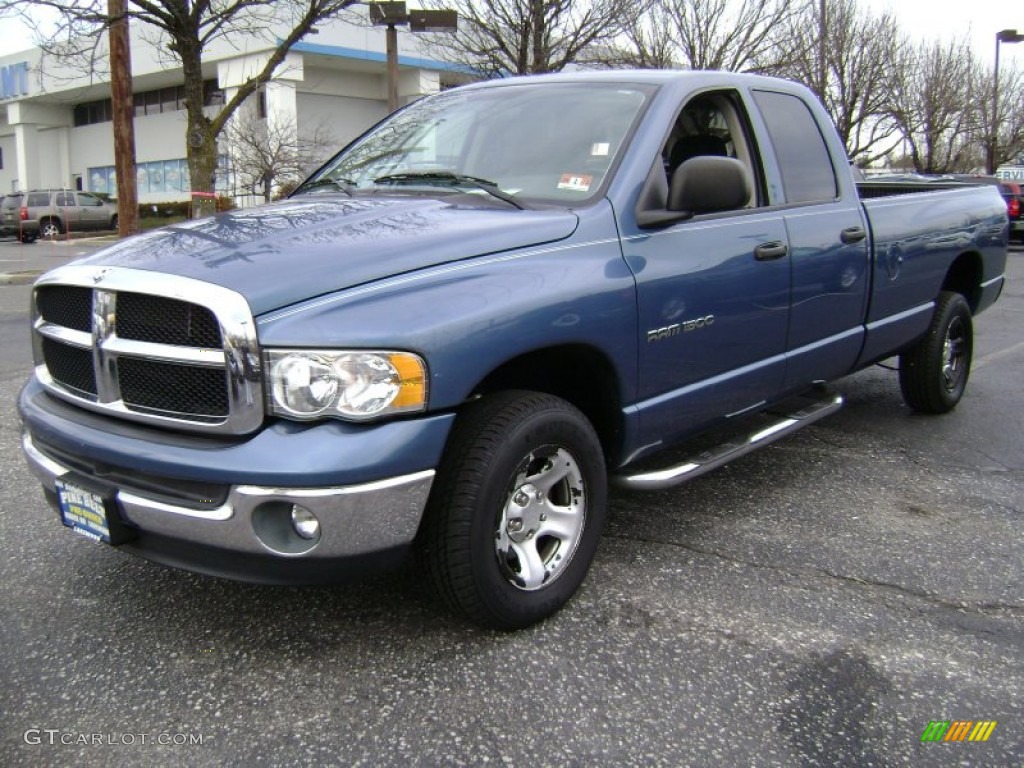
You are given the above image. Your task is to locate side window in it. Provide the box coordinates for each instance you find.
[752,90,838,204]
[56,192,75,207]
[77,193,101,207]
[662,91,762,207]
[28,192,49,206]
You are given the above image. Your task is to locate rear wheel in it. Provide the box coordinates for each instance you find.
[899,291,973,413]
[421,391,607,629]
[40,218,63,238]
[110,214,118,231]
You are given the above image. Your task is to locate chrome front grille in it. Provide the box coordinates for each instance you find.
[31,266,263,435]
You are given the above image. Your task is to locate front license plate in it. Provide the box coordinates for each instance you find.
[56,478,114,543]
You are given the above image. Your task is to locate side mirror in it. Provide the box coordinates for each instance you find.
[668,156,752,213]
[635,156,753,229]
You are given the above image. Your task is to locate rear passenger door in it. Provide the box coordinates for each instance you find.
[749,89,870,389]
[54,191,80,232]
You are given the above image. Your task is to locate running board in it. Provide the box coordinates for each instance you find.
[612,392,844,491]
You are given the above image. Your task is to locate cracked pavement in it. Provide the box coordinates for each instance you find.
[0,242,1021,766]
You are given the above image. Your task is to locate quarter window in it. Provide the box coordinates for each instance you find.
[752,90,838,204]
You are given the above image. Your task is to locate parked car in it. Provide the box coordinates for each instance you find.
[998,180,1024,242]
[18,189,118,239]
[0,193,33,242]
[19,71,1008,629]
[929,174,1024,242]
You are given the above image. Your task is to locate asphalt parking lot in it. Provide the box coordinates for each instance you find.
[0,238,1021,766]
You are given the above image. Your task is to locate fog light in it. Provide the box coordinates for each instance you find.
[290,505,320,540]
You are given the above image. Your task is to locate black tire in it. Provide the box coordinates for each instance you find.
[19,231,37,244]
[110,214,118,231]
[899,291,973,414]
[40,218,63,238]
[420,391,607,630]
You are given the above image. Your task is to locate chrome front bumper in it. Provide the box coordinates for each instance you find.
[23,432,434,564]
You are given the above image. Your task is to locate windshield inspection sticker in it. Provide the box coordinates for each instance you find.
[591,143,610,156]
[558,173,593,192]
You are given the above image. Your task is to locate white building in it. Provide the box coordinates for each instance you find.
[0,10,468,202]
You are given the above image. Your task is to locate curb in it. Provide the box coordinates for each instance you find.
[0,270,43,286]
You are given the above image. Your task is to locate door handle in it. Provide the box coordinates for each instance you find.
[754,241,788,261]
[841,226,867,244]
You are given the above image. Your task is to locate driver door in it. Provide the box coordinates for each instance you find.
[619,90,792,445]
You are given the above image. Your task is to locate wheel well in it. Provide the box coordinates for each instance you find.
[942,252,982,311]
[470,345,624,464]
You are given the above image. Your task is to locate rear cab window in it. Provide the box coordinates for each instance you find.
[751,90,838,204]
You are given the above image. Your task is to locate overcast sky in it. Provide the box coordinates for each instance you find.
[1,1,1022,65]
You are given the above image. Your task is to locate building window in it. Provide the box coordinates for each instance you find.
[89,158,190,196]
[203,79,224,107]
[257,87,267,119]
[73,98,113,127]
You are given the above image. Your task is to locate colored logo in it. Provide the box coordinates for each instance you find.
[920,720,997,743]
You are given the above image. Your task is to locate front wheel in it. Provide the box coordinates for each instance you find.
[421,391,607,629]
[899,291,973,413]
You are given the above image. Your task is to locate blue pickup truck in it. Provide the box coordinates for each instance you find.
[19,71,1007,629]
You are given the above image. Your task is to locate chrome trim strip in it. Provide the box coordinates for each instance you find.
[22,432,68,482]
[118,490,233,521]
[34,320,92,349]
[22,433,435,559]
[635,352,786,413]
[234,469,437,500]
[92,289,120,403]
[102,337,227,367]
[31,265,263,435]
[786,326,863,359]
[865,302,934,331]
[981,274,1005,289]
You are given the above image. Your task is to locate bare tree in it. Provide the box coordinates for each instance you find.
[3,0,360,197]
[226,111,334,202]
[603,0,802,72]
[974,59,1024,172]
[423,0,645,76]
[889,39,978,173]
[763,0,905,163]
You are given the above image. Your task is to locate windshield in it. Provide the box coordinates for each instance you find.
[298,82,652,206]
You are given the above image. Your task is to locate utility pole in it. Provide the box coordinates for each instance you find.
[109,0,139,235]
[369,3,457,113]
[992,30,1024,174]
[818,0,827,101]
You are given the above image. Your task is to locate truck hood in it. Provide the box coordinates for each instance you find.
[76,195,579,315]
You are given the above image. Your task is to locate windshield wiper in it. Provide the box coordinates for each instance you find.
[372,171,526,210]
[293,176,356,197]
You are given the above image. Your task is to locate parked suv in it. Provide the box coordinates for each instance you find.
[998,180,1024,242]
[19,189,118,239]
[0,193,31,241]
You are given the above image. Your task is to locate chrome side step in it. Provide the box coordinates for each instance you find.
[612,392,844,491]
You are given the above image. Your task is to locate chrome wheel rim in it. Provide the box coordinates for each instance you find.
[942,317,967,392]
[41,223,59,238]
[495,446,586,591]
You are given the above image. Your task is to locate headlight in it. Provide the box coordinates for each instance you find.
[266,350,427,421]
